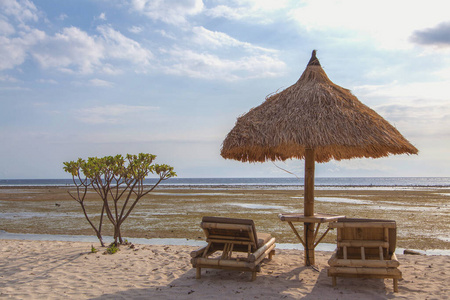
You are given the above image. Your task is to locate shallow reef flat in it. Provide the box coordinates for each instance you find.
[0,186,449,250]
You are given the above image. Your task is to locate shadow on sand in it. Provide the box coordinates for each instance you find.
[90,259,398,300]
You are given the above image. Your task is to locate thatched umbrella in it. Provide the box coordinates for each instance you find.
[221,50,418,265]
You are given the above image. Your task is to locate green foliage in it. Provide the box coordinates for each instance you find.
[91,245,98,253]
[63,153,176,184]
[106,243,119,254]
[63,153,176,246]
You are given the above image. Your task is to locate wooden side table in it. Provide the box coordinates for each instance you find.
[278,213,345,265]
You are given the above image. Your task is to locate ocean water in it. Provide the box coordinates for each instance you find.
[1,177,450,187]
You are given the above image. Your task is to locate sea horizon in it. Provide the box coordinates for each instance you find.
[1,176,450,187]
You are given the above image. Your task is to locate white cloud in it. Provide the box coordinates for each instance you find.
[245,0,290,11]
[205,5,244,20]
[373,103,450,139]
[130,0,204,24]
[0,86,31,91]
[0,28,45,70]
[1,0,281,79]
[1,0,153,75]
[97,25,153,68]
[128,25,143,34]
[89,78,113,87]
[36,78,57,84]
[353,80,450,103]
[57,13,68,21]
[1,0,39,23]
[351,80,450,139]
[30,25,152,74]
[288,0,450,49]
[156,26,285,80]
[375,103,450,121]
[0,1,44,71]
[191,26,276,53]
[32,26,104,73]
[0,74,20,82]
[155,29,176,39]
[0,18,15,35]
[98,12,106,20]
[71,130,220,145]
[205,0,289,23]
[328,159,394,172]
[75,104,159,124]
[162,47,285,80]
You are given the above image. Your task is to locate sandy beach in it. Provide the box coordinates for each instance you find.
[1,239,448,299]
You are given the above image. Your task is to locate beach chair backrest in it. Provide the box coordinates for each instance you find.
[201,216,259,251]
[331,218,397,259]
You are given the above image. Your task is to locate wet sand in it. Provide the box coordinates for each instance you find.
[0,186,449,250]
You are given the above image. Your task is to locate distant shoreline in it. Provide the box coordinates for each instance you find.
[1,185,450,191]
[1,176,450,188]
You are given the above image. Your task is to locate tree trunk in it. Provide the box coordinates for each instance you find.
[80,201,105,247]
[96,232,105,247]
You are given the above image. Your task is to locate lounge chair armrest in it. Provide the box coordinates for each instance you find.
[248,237,276,262]
[191,246,207,258]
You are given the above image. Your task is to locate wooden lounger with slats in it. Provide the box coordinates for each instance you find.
[328,218,402,292]
[190,216,275,281]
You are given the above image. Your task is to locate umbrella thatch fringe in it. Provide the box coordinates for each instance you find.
[221,51,418,163]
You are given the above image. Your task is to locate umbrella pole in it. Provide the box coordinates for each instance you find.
[304,148,315,265]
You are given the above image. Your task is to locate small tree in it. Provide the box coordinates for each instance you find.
[63,153,176,246]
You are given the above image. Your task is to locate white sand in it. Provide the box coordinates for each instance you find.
[1,239,448,299]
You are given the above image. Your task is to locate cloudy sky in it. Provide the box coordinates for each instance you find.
[1,0,450,179]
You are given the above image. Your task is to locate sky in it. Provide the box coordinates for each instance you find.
[1,0,450,179]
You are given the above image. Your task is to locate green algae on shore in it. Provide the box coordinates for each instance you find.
[0,186,449,250]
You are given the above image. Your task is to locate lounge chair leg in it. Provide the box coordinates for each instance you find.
[393,279,398,292]
[332,276,337,287]
[251,271,257,281]
[196,267,201,279]
[269,250,275,260]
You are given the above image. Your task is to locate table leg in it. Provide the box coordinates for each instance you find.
[287,221,305,247]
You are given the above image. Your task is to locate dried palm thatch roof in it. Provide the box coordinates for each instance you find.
[221,50,418,163]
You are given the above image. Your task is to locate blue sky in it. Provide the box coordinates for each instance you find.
[1,0,450,179]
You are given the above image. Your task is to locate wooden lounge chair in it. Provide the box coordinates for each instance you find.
[327,218,402,292]
[190,216,276,281]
